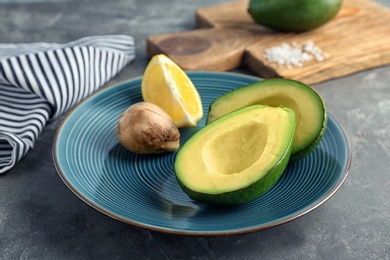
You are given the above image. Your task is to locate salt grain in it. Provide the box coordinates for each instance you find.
[263,41,329,68]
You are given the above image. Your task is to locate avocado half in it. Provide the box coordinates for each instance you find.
[174,105,296,206]
[207,78,327,161]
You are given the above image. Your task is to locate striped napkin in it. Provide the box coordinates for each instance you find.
[0,35,135,173]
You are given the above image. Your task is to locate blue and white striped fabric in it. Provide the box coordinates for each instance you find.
[0,35,135,173]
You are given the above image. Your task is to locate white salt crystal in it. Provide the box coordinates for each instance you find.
[263,40,329,68]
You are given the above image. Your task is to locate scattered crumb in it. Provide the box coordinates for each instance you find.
[263,40,329,68]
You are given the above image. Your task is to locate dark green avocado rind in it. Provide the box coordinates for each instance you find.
[176,134,293,206]
[248,0,343,32]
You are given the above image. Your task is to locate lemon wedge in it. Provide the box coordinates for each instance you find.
[141,54,203,127]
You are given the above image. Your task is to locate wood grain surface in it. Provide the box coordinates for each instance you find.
[147,27,258,71]
[147,0,390,84]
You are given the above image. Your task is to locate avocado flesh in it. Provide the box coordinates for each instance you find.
[175,105,296,206]
[207,79,327,161]
[248,0,342,32]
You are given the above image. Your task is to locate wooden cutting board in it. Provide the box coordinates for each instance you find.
[147,0,390,84]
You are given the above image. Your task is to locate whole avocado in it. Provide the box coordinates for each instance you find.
[248,0,343,32]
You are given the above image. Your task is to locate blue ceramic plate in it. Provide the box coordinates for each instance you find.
[53,71,351,236]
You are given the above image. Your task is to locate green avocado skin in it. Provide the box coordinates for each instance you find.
[176,130,294,206]
[248,0,343,32]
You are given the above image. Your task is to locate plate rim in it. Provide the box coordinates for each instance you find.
[52,71,352,236]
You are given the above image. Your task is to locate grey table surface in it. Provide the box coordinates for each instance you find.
[1,0,390,259]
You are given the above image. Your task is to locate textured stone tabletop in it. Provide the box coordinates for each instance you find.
[1,0,389,259]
